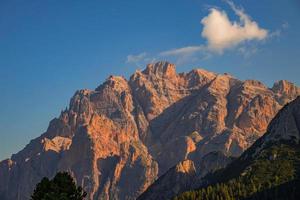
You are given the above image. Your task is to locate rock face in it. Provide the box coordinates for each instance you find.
[173,96,300,200]
[247,96,300,157]
[0,61,299,200]
[137,160,197,200]
[138,152,233,200]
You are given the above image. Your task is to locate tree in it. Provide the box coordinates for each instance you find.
[31,172,87,200]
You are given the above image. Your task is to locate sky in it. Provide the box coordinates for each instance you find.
[0,0,300,160]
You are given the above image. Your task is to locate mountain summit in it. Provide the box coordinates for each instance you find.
[0,62,299,200]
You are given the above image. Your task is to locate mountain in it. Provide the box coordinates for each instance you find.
[138,152,233,200]
[174,96,300,200]
[0,61,299,200]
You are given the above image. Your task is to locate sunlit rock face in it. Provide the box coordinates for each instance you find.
[0,61,299,200]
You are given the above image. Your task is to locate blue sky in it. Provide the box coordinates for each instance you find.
[0,0,299,160]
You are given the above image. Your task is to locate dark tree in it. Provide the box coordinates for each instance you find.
[31,172,87,200]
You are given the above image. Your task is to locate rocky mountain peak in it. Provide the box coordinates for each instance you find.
[1,61,300,200]
[95,75,129,92]
[143,61,176,78]
[272,80,300,105]
[272,80,298,94]
[243,79,267,89]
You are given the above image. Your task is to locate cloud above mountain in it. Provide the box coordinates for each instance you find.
[163,1,268,57]
[126,1,278,65]
[160,46,204,56]
[126,52,147,64]
[202,1,268,53]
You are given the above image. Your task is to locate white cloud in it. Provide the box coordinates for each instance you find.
[269,22,289,38]
[127,1,274,65]
[159,46,211,65]
[126,52,147,64]
[160,46,204,57]
[126,52,157,66]
[238,46,258,58]
[158,1,268,61]
[201,2,268,53]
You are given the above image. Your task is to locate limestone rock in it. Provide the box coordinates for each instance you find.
[0,61,299,200]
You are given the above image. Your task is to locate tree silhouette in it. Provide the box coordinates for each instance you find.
[31,172,87,200]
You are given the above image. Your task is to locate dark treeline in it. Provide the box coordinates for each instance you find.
[174,144,300,200]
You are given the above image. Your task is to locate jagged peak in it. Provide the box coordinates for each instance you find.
[69,89,92,107]
[187,68,217,80]
[107,75,127,82]
[237,80,269,95]
[96,75,129,92]
[243,80,267,88]
[206,73,235,93]
[272,80,299,94]
[143,61,176,77]
[74,89,93,96]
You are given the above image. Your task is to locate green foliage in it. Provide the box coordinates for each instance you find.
[174,144,300,200]
[31,172,87,200]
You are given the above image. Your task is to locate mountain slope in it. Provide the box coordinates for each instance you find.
[0,61,299,200]
[138,152,233,200]
[174,96,300,200]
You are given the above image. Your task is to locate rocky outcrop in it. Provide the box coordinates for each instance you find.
[265,97,300,143]
[247,96,300,158]
[173,96,300,200]
[138,152,233,200]
[0,61,299,200]
[137,160,196,200]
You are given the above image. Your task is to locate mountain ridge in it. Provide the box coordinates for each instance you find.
[0,61,299,200]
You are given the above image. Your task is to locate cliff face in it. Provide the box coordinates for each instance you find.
[138,152,233,200]
[173,97,300,200]
[0,61,299,200]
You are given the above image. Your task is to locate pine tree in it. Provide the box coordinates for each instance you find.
[31,172,87,200]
